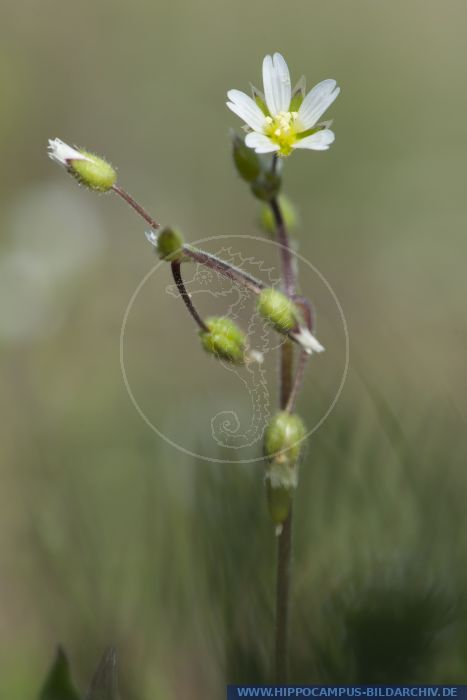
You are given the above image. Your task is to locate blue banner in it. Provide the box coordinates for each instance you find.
[227,688,467,699]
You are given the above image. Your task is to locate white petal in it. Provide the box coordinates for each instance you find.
[291,327,325,354]
[227,90,266,131]
[47,138,88,166]
[265,460,299,489]
[262,53,291,116]
[246,349,264,364]
[245,132,279,154]
[292,129,335,151]
[145,230,158,247]
[297,80,340,130]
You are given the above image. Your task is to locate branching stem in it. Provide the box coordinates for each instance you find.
[183,245,265,295]
[111,170,312,685]
[110,185,265,298]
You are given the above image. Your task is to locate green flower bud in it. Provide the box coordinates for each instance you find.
[156,227,185,262]
[48,139,116,192]
[259,195,298,236]
[266,481,293,526]
[200,317,246,365]
[71,152,117,192]
[232,134,261,182]
[264,411,305,531]
[264,411,306,465]
[257,288,298,334]
[250,171,281,202]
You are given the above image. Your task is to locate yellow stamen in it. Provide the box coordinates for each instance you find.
[264,111,301,157]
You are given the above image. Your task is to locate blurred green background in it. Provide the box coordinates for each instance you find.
[1,0,467,696]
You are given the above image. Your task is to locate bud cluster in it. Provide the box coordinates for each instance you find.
[48,128,325,537]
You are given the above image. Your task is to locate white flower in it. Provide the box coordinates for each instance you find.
[227,53,340,157]
[291,327,325,355]
[47,138,91,166]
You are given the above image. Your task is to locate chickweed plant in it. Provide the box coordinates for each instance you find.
[48,52,340,685]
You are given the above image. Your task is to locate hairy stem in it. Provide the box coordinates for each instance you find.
[171,261,208,332]
[183,244,265,295]
[285,350,308,414]
[112,184,161,230]
[280,339,295,411]
[273,181,297,683]
[270,157,295,298]
[275,336,295,684]
[111,186,265,297]
[285,296,314,413]
[275,501,294,684]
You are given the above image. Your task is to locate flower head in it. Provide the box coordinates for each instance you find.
[47,138,117,192]
[227,53,340,157]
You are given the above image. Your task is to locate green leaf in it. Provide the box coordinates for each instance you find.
[39,647,81,700]
[85,648,119,700]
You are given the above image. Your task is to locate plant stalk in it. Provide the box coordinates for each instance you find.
[269,154,295,298]
[271,177,298,683]
[275,336,295,684]
[112,184,161,230]
[170,261,208,332]
[183,245,265,296]
[275,500,294,684]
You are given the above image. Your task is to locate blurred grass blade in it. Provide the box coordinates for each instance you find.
[85,647,119,700]
[39,647,81,700]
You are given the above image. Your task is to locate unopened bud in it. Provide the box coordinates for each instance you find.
[156,227,185,262]
[264,411,306,466]
[264,411,306,532]
[264,411,305,529]
[232,133,261,182]
[200,317,246,365]
[258,288,298,334]
[48,138,117,192]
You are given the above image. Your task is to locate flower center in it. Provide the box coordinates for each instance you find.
[264,111,300,156]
